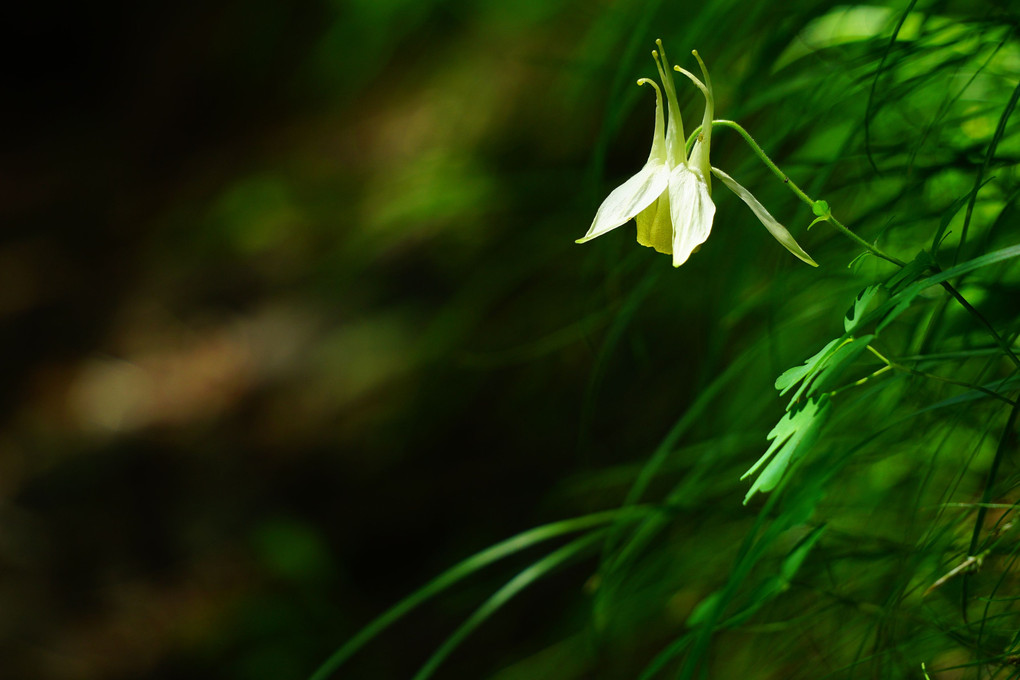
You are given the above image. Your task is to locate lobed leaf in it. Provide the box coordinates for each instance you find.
[775,338,842,398]
[742,395,831,504]
[844,285,882,333]
[807,334,875,397]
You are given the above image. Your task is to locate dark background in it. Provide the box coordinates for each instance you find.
[3,1,661,677]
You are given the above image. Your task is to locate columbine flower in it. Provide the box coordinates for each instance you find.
[576,41,817,268]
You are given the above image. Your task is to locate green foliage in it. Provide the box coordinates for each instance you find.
[741,395,831,503]
[311,0,1020,678]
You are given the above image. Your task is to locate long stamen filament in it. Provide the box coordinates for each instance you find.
[675,52,714,180]
[691,50,712,90]
[651,41,686,163]
[673,66,711,99]
[636,77,661,92]
[651,50,669,87]
[654,40,674,90]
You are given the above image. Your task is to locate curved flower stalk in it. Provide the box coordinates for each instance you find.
[576,41,817,268]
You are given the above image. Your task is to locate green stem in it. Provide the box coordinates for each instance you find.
[684,119,1020,377]
[930,267,1020,370]
[866,346,1017,405]
[828,363,893,397]
[686,120,906,268]
[962,396,1020,622]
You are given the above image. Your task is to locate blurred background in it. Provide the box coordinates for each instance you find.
[4,0,1019,678]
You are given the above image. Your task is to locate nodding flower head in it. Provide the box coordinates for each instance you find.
[576,41,816,269]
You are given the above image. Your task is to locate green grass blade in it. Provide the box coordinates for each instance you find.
[411,530,608,680]
[307,509,645,680]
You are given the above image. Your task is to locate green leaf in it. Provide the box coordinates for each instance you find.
[412,531,605,680]
[777,289,881,405]
[885,250,933,295]
[685,590,722,628]
[856,244,1020,332]
[779,525,826,583]
[875,296,918,335]
[742,395,831,504]
[307,509,646,680]
[775,333,874,406]
[847,251,871,270]
[717,577,784,628]
[844,285,881,333]
[686,525,826,629]
[775,338,842,397]
[874,250,935,333]
[908,374,1020,415]
[930,187,987,257]
[808,334,875,397]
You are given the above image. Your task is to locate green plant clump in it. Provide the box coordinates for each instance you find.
[313,2,1020,678]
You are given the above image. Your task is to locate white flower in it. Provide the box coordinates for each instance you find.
[576,41,817,268]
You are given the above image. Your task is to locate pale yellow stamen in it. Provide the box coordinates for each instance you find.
[691,50,711,90]
[651,50,669,93]
[651,39,685,164]
[673,66,710,98]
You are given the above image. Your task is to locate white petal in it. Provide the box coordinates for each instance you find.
[711,167,818,267]
[576,162,670,243]
[668,164,715,268]
[636,78,667,165]
[688,141,711,194]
